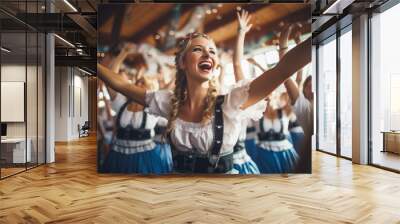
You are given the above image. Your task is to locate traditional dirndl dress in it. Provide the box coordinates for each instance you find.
[244,119,258,162]
[153,118,173,173]
[102,94,172,174]
[145,80,267,174]
[167,95,235,174]
[287,111,305,155]
[232,120,260,174]
[254,109,299,173]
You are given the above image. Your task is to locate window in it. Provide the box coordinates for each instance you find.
[340,28,352,158]
[317,36,337,154]
[370,2,400,171]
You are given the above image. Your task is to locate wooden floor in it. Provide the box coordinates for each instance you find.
[372,150,400,171]
[1,136,400,223]
[1,167,26,178]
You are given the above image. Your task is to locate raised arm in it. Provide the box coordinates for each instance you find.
[281,25,300,105]
[106,43,137,100]
[242,36,311,109]
[294,32,304,87]
[110,43,136,73]
[97,63,146,105]
[217,50,232,91]
[247,57,266,72]
[233,10,252,82]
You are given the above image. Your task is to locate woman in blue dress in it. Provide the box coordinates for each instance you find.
[101,44,172,174]
[253,94,303,173]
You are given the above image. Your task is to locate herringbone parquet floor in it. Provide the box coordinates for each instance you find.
[1,135,400,223]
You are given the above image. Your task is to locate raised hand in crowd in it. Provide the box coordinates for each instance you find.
[234,9,253,82]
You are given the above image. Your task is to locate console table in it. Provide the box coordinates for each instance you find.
[381,131,400,154]
[1,138,32,163]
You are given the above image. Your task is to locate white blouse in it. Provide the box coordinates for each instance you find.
[253,110,297,135]
[111,93,159,154]
[253,110,297,152]
[145,80,266,156]
[112,93,159,131]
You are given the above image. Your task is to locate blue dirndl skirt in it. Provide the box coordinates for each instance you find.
[288,130,305,155]
[232,149,260,174]
[102,144,173,174]
[244,138,258,162]
[156,142,173,172]
[255,142,299,174]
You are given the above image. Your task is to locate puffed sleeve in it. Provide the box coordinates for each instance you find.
[145,89,173,119]
[222,79,267,122]
[157,117,169,127]
[111,93,128,113]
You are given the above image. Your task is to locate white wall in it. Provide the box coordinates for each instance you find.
[54,67,89,141]
[1,65,26,139]
[1,65,39,138]
[54,66,69,141]
[1,63,46,164]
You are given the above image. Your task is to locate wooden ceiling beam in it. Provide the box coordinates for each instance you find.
[221,6,311,50]
[120,4,175,39]
[137,4,198,46]
[207,4,309,45]
[204,3,264,34]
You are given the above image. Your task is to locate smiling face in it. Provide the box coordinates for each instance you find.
[180,36,219,83]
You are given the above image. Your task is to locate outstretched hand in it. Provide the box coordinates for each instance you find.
[237,10,253,34]
[279,23,294,49]
[122,42,137,54]
[246,57,257,65]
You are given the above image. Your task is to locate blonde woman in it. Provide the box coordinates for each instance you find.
[98,31,310,173]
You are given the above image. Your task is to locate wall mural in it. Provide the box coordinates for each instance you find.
[97,3,312,174]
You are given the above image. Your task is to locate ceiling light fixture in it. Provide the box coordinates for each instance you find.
[78,67,93,76]
[54,34,75,48]
[1,47,11,53]
[322,0,355,15]
[63,0,78,12]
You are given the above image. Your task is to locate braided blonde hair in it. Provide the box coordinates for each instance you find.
[165,32,218,136]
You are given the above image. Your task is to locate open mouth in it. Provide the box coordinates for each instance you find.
[198,61,213,73]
